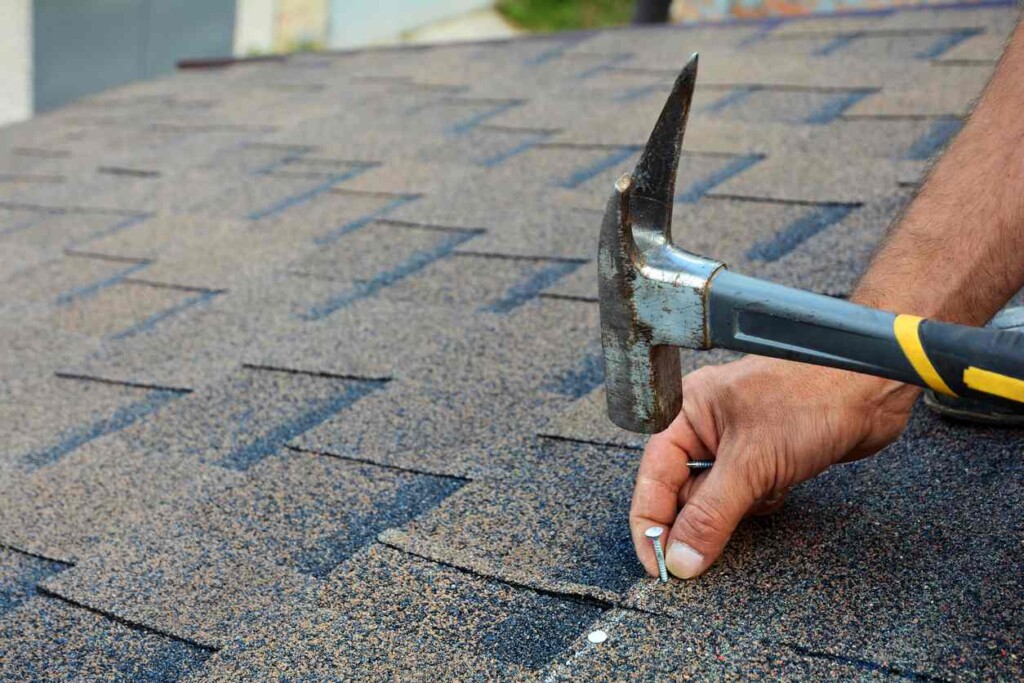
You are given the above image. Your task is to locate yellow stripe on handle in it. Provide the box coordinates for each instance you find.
[893,314,957,396]
[963,366,1024,403]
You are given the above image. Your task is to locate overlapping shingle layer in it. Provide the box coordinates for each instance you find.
[1,4,1021,680]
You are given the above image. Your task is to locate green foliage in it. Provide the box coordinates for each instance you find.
[497,0,635,32]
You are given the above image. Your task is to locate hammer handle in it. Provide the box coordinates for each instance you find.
[708,271,1024,406]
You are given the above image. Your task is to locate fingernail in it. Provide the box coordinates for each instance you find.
[666,541,705,579]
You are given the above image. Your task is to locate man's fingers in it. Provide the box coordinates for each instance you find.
[665,460,758,579]
[629,414,706,577]
[630,457,689,577]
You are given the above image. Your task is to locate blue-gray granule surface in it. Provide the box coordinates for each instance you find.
[0,3,1021,680]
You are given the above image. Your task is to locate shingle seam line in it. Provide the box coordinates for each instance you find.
[328,188,418,199]
[0,542,75,568]
[454,251,589,265]
[0,201,135,215]
[97,166,161,178]
[370,218,487,234]
[777,641,949,682]
[120,279,226,294]
[241,363,392,383]
[63,250,151,264]
[538,293,598,304]
[375,538,617,611]
[285,445,470,482]
[841,113,966,121]
[775,26,983,40]
[537,433,640,452]
[53,371,193,394]
[705,193,863,207]
[35,587,219,653]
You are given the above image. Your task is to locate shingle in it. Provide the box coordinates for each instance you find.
[49,280,203,340]
[0,596,213,683]
[0,311,97,387]
[58,273,333,390]
[543,609,905,682]
[935,31,1007,62]
[42,532,316,650]
[106,365,385,471]
[0,167,231,215]
[769,15,889,37]
[1,208,151,253]
[710,154,915,203]
[380,438,644,602]
[0,251,146,306]
[444,201,600,260]
[753,191,913,296]
[194,544,606,681]
[287,220,484,319]
[0,433,241,563]
[0,375,184,473]
[846,86,978,117]
[40,450,462,647]
[876,6,1019,34]
[292,297,601,477]
[241,297,473,381]
[0,547,69,615]
[380,251,585,311]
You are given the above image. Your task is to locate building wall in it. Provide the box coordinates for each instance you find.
[276,0,329,51]
[0,0,33,127]
[32,0,236,113]
[234,0,276,56]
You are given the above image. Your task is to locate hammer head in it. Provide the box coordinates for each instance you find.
[598,54,723,434]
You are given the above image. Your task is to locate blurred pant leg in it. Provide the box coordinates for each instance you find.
[632,0,672,23]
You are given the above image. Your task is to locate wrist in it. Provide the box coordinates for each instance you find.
[745,356,919,417]
[846,371,920,416]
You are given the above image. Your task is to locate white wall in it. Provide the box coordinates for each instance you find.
[0,0,32,126]
[234,0,276,55]
[328,0,491,49]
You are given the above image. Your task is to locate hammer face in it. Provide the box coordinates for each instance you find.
[599,177,683,433]
[598,177,719,433]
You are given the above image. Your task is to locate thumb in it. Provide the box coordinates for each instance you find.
[665,460,759,579]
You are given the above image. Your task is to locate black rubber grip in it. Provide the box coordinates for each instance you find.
[918,319,1024,405]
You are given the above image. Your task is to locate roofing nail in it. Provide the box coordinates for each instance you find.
[645,526,669,583]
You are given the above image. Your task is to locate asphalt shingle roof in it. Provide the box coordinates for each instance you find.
[1,3,1021,680]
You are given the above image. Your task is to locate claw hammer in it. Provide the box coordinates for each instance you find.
[599,55,1024,434]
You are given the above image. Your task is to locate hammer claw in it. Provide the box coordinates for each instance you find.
[630,53,698,240]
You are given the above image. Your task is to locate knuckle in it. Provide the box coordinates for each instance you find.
[733,445,776,491]
[680,497,730,542]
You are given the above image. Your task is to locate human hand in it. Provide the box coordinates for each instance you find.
[630,355,920,579]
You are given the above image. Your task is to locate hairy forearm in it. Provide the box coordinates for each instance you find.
[853,18,1024,325]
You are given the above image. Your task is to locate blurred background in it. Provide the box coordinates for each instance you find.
[0,0,958,127]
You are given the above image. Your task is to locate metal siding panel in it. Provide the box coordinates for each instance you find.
[33,0,145,112]
[145,0,236,76]
[33,0,236,113]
